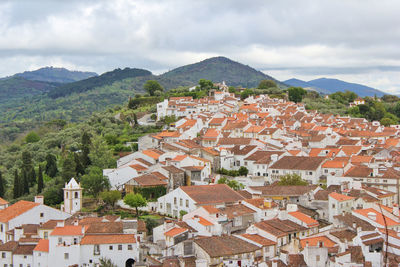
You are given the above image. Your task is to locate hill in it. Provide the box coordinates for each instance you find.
[0,76,55,103]
[161,56,286,88]
[284,77,385,97]
[47,68,152,98]
[15,67,97,83]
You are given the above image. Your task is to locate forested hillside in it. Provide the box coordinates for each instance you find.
[15,67,97,83]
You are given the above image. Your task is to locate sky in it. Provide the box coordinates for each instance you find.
[1,0,400,93]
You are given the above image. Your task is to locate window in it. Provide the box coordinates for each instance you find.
[186,200,189,208]
[324,169,328,173]
[75,192,79,198]
[160,203,163,209]
[332,204,335,209]
[58,237,62,244]
[64,253,69,259]
[94,245,100,255]
[383,180,388,183]
[44,232,48,239]
[118,245,122,250]
[316,255,320,261]
[308,171,313,175]
[1,252,5,258]
[180,198,183,206]
[109,245,113,250]
[73,238,78,245]
[174,197,177,205]
[1,224,3,232]
[128,244,133,250]
[40,213,44,218]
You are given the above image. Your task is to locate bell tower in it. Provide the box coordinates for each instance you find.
[63,178,82,214]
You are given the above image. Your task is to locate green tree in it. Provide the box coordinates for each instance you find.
[258,79,277,89]
[179,210,188,219]
[25,131,40,143]
[227,180,244,191]
[199,79,213,90]
[74,153,85,177]
[228,86,236,93]
[13,170,20,199]
[99,258,117,267]
[278,174,308,186]
[238,166,249,176]
[37,165,44,194]
[288,87,307,103]
[144,80,164,96]
[43,182,64,206]
[0,171,5,198]
[100,190,121,208]
[81,167,110,198]
[81,131,91,168]
[45,153,58,178]
[133,113,138,126]
[128,97,135,109]
[89,136,116,169]
[124,193,147,217]
[61,153,76,182]
[381,117,396,126]
[240,89,254,100]
[22,169,29,195]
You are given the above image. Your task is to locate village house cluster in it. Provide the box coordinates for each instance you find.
[2,84,400,266]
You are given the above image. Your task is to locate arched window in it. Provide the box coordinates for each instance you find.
[75,192,79,198]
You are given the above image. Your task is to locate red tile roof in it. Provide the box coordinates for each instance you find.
[50,225,83,236]
[0,201,39,223]
[164,227,187,237]
[34,239,49,252]
[80,234,136,244]
[329,192,355,202]
[288,211,319,227]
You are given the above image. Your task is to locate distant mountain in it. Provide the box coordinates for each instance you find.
[15,67,97,83]
[161,56,286,88]
[284,77,385,97]
[47,68,152,98]
[0,76,55,104]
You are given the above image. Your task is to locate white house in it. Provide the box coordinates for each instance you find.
[328,192,355,222]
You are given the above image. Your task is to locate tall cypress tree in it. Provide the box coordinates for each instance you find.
[81,132,91,169]
[37,165,44,194]
[22,169,29,195]
[13,170,20,199]
[61,153,76,182]
[74,153,85,177]
[45,153,58,178]
[30,168,36,187]
[0,171,5,198]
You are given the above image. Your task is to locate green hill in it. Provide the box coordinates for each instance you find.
[15,67,97,83]
[161,56,286,88]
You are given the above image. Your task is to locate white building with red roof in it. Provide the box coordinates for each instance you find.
[328,192,355,222]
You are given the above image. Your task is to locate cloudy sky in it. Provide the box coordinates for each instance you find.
[1,0,400,93]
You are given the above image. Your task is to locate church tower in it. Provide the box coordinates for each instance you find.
[63,178,82,214]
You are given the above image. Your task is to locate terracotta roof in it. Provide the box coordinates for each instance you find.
[249,185,317,197]
[180,184,244,205]
[314,190,330,201]
[41,220,63,229]
[354,208,400,227]
[329,192,355,202]
[202,205,219,214]
[50,225,83,236]
[85,222,124,234]
[300,236,337,248]
[330,230,357,242]
[34,239,49,252]
[80,234,136,244]
[133,174,168,187]
[0,200,39,223]
[194,235,260,257]
[240,234,276,246]
[164,227,187,237]
[218,138,252,146]
[244,198,277,210]
[13,245,36,255]
[218,204,256,219]
[162,165,184,174]
[269,156,325,170]
[254,219,307,237]
[0,197,9,205]
[343,165,373,177]
[193,216,214,226]
[0,241,18,251]
[288,211,319,227]
[142,149,164,160]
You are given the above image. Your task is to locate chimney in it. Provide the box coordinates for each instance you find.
[34,196,44,205]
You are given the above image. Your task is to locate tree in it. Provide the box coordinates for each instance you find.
[144,80,164,96]
[61,153,76,182]
[0,171,4,198]
[99,258,117,267]
[288,87,307,103]
[37,165,44,194]
[21,150,35,186]
[199,79,213,90]
[100,190,121,208]
[381,117,396,126]
[13,170,20,199]
[258,79,277,89]
[22,169,29,195]
[89,136,116,169]
[43,181,64,206]
[81,167,110,198]
[238,166,249,176]
[133,113,138,126]
[240,89,254,100]
[81,131,91,168]
[278,174,308,186]
[128,97,135,109]
[124,193,147,217]
[179,210,188,219]
[45,153,58,178]
[150,114,157,120]
[217,177,244,190]
[25,131,40,143]
[74,153,85,177]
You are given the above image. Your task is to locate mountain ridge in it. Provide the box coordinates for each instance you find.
[14,66,97,83]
